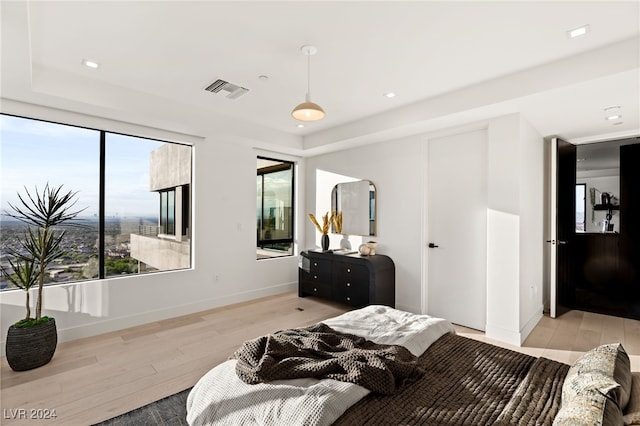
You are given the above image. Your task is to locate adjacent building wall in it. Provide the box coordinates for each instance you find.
[150,143,192,191]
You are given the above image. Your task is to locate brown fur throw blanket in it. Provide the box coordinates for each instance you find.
[232,323,422,395]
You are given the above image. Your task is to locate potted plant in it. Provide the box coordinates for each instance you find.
[308,212,335,251]
[2,184,86,371]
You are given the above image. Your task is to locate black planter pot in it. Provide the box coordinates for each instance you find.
[6,318,57,371]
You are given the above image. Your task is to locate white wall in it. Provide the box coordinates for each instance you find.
[486,115,521,342]
[306,114,544,344]
[485,114,544,345]
[518,116,545,338]
[1,101,303,354]
[305,135,425,313]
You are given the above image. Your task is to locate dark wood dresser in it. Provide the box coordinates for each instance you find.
[298,250,395,308]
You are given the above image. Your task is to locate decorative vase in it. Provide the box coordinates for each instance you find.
[321,234,330,251]
[359,243,371,256]
[339,234,352,250]
[366,241,378,255]
[6,318,57,371]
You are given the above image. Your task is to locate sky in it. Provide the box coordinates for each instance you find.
[1,114,166,218]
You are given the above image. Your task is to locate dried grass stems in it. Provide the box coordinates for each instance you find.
[308,210,343,235]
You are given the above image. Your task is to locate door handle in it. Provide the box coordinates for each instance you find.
[428,243,439,248]
[546,240,567,245]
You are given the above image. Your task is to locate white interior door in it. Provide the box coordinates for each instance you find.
[427,130,487,330]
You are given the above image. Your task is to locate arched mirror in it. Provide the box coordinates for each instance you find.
[331,180,376,236]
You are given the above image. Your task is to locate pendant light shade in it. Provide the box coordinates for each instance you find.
[292,99,326,121]
[292,45,325,122]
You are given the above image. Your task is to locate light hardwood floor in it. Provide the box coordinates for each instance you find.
[1,292,639,425]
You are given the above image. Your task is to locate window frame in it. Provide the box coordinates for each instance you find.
[256,156,295,260]
[0,113,193,287]
[159,188,176,236]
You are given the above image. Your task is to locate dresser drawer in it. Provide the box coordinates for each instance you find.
[334,278,367,295]
[301,268,331,286]
[333,263,368,306]
[333,263,368,285]
[333,285,368,307]
[309,258,331,275]
[300,280,332,299]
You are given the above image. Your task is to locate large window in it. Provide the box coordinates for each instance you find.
[0,114,192,290]
[256,157,294,259]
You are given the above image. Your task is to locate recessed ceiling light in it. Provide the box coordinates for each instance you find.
[567,24,590,39]
[258,75,269,81]
[297,124,305,128]
[605,115,622,121]
[81,59,100,69]
[612,122,624,126]
[384,92,396,98]
[604,105,620,113]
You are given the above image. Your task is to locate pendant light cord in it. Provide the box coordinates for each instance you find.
[291,45,325,121]
[306,51,311,100]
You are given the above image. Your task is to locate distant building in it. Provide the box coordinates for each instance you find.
[130,143,191,271]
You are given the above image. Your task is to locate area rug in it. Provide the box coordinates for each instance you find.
[92,387,191,425]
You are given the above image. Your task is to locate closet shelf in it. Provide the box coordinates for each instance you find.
[594,204,620,211]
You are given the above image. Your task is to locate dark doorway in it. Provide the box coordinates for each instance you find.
[571,138,640,320]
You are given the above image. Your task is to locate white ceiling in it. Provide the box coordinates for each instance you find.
[1,1,639,155]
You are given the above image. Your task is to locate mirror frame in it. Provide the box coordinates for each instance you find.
[331,180,376,236]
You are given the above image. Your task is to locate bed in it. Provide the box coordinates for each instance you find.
[186,305,640,426]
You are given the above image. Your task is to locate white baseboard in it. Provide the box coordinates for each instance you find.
[1,282,297,357]
[485,309,543,347]
[395,302,420,314]
[485,324,522,347]
[520,308,543,344]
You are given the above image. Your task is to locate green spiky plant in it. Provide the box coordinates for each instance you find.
[2,184,86,327]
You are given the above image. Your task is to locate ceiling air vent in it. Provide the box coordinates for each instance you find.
[204,79,249,100]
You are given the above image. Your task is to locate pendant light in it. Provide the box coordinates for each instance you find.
[291,45,325,121]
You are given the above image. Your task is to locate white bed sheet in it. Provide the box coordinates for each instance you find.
[186,305,454,426]
[323,304,455,357]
